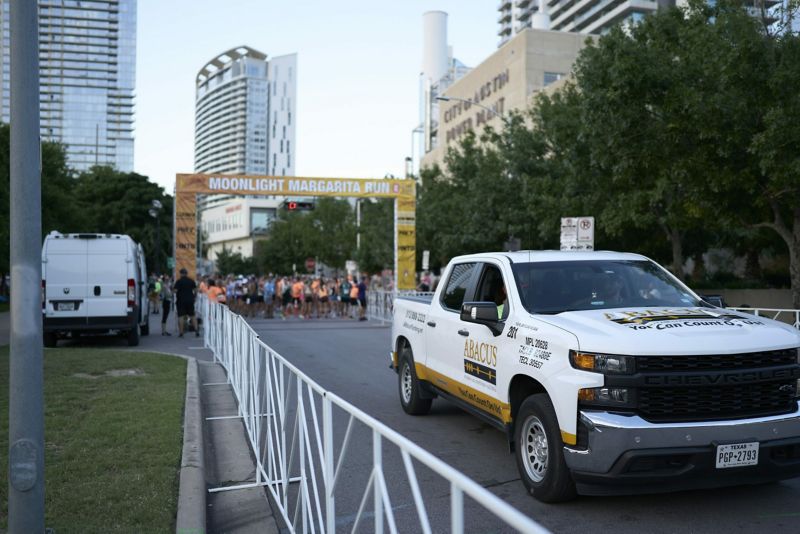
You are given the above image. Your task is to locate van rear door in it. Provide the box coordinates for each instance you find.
[44,238,88,319]
[86,238,129,318]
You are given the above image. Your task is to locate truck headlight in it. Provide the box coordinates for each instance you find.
[570,350,635,375]
[579,387,630,405]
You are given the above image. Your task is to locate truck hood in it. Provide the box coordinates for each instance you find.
[537,307,800,355]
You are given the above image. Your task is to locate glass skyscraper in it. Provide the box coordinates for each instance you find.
[0,0,136,172]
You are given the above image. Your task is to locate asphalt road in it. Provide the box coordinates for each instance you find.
[246,315,800,534]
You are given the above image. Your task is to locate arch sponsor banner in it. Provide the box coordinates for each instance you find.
[176,173,415,198]
[174,174,417,290]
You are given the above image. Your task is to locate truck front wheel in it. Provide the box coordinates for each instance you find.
[398,347,432,415]
[514,394,576,503]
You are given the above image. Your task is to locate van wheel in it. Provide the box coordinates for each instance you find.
[127,324,140,347]
[141,321,149,336]
[514,394,576,503]
[43,332,57,348]
[398,346,432,415]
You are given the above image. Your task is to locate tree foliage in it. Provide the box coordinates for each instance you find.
[73,166,173,274]
[256,197,356,274]
[418,1,800,305]
[0,125,173,275]
[355,198,394,274]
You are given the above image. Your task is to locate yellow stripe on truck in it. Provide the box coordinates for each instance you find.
[413,362,578,445]
[414,362,513,423]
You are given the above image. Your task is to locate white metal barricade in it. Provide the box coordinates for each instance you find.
[366,290,435,324]
[199,295,547,534]
[730,307,800,329]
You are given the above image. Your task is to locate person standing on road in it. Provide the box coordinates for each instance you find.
[174,268,199,337]
[160,275,173,336]
[357,276,368,321]
[341,275,352,317]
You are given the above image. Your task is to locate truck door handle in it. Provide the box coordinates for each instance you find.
[458,329,469,337]
[94,285,101,296]
[427,321,436,327]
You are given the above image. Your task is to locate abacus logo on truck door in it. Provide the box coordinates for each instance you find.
[463,338,498,385]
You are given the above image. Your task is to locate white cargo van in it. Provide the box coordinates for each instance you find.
[42,232,149,347]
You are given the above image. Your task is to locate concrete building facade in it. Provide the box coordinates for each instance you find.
[0,0,137,172]
[421,28,588,170]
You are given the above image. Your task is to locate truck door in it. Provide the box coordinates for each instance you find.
[424,261,479,388]
[44,238,88,321]
[86,238,128,319]
[464,261,510,404]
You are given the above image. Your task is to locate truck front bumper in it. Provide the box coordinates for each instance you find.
[564,402,800,495]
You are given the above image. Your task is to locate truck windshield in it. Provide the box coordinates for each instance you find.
[511,260,704,314]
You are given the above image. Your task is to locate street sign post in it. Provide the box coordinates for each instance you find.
[560,217,595,251]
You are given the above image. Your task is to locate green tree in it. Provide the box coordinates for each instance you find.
[256,198,356,274]
[73,166,173,274]
[0,124,82,274]
[355,198,393,273]
[214,245,258,275]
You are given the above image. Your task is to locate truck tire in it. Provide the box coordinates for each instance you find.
[127,323,140,347]
[514,394,576,503]
[398,347,432,415]
[43,332,57,348]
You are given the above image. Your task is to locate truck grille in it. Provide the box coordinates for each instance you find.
[634,349,798,422]
[636,348,797,372]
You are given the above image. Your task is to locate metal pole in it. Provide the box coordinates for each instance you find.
[356,199,361,251]
[8,0,45,531]
[155,215,160,275]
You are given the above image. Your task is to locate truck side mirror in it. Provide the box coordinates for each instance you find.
[460,301,504,336]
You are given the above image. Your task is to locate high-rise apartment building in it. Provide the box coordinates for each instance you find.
[0,0,137,172]
[498,0,788,47]
[194,46,296,177]
[498,0,658,46]
[194,46,297,262]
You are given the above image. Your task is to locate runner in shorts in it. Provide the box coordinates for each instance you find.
[340,275,352,316]
[174,268,198,337]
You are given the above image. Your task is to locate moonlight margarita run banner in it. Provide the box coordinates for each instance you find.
[174,173,417,289]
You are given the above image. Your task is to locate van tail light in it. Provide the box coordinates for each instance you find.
[127,278,135,308]
[42,280,46,311]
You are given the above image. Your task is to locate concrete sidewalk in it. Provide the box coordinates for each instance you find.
[200,361,280,533]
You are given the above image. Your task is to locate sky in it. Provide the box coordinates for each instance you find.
[135,1,498,193]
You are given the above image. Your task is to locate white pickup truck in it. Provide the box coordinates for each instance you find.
[390,251,800,502]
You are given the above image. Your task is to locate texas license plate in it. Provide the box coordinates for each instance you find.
[57,302,75,312]
[715,442,759,469]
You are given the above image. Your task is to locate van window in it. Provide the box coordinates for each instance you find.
[441,262,476,311]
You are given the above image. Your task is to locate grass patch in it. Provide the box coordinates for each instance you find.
[0,348,186,533]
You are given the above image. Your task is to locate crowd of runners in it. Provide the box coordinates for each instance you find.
[196,273,372,321]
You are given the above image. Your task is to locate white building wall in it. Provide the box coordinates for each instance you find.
[268,53,297,177]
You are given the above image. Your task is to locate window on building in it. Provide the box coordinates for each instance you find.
[544,72,565,86]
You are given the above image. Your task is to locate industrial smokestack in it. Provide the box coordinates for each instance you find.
[422,11,448,84]
[531,0,551,30]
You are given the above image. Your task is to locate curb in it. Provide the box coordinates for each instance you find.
[176,358,206,534]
